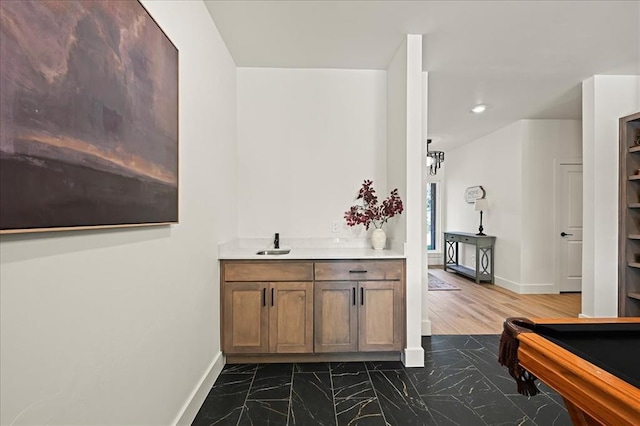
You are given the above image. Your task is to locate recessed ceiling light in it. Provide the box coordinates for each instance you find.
[471,104,487,114]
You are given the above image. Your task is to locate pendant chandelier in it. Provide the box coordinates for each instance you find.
[426,139,444,176]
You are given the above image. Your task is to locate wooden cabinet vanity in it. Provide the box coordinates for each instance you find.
[221,261,314,354]
[220,258,405,363]
[314,260,404,353]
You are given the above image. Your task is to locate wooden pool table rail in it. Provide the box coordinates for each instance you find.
[529,317,640,324]
[516,318,640,426]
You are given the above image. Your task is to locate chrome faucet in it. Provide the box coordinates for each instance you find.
[274,233,280,249]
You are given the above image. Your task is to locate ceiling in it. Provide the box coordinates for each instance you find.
[204,1,640,151]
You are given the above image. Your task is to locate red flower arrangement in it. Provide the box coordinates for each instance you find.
[344,180,404,230]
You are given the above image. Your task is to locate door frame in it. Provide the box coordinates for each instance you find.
[554,158,583,293]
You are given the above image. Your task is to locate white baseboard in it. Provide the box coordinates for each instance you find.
[173,351,225,426]
[421,319,432,336]
[494,276,559,295]
[402,347,425,367]
[578,313,591,318]
[427,252,442,266]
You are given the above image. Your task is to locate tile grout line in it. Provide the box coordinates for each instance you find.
[451,347,492,426]
[400,362,440,425]
[202,338,569,426]
[416,336,500,425]
[329,363,339,426]
[364,363,390,425]
[286,365,294,426]
[457,336,509,426]
[235,364,258,426]
[463,336,534,426]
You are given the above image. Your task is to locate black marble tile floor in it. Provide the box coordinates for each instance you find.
[192,335,571,425]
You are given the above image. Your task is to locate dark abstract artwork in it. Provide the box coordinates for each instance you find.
[0,0,178,233]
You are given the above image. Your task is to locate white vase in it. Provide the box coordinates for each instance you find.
[371,228,386,250]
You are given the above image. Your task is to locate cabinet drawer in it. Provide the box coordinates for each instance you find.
[314,260,403,281]
[446,234,476,243]
[224,262,313,282]
[445,234,461,242]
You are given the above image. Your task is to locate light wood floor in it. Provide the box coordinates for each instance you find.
[427,268,581,334]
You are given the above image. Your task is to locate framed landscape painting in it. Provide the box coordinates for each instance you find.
[0,0,178,234]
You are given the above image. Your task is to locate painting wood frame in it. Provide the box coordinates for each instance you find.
[0,0,179,234]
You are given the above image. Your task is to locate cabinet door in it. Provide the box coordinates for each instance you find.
[269,282,314,353]
[223,282,269,354]
[358,281,403,351]
[314,282,358,353]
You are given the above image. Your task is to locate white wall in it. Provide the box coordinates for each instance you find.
[0,1,238,424]
[236,68,387,239]
[445,119,581,293]
[582,75,640,317]
[386,42,408,248]
[521,120,582,288]
[446,121,524,288]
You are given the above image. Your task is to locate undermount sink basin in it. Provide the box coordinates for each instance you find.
[256,249,291,255]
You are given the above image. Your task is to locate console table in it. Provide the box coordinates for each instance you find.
[443,232,495,283]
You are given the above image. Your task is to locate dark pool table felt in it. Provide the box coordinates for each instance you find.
[533,323,640,389]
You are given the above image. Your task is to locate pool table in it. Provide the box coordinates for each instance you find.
[499,317,640,426]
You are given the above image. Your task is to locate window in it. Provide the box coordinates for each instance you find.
[426,182,437,251]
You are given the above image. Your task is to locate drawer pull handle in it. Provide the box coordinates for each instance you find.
[271,288,274,306]
[349,270,368,273]
[262,288,266,307]
[360,287,364,305]
[352,287,356,305]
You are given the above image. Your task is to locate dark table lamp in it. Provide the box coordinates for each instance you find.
[475,198,489,236]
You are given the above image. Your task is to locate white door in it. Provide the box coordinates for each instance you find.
[555,163,583,292]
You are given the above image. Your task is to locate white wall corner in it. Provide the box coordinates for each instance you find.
[402,347,425,368]
[173,352,225,426]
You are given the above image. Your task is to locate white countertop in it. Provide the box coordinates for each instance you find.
[219,238,405,260]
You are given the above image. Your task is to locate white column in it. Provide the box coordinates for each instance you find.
[404,34,425,367]
[421,71,432,335]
